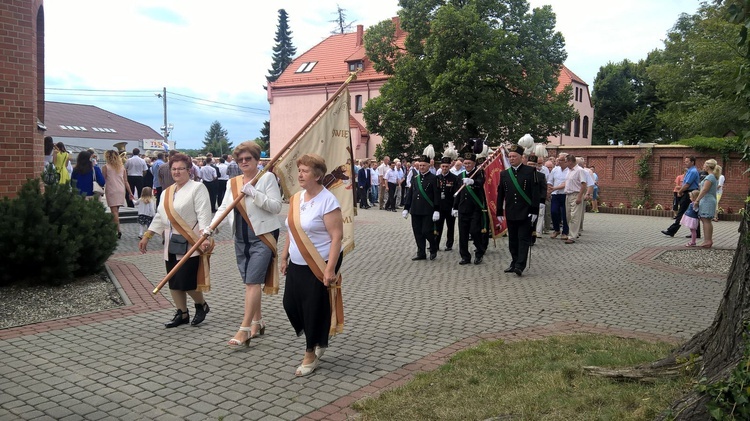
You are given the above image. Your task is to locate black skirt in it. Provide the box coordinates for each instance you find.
[165,254,200,291]
[283,252,343,351]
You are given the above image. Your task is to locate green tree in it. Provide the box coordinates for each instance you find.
[202,121,233,156]
[647,2,745,142]
[591,59,660,145]
[266,9,297,84]
[363,0,575,158]
[255,121,270,157]
[330,4,355,34]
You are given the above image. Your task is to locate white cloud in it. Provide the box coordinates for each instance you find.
[43,0,699,149]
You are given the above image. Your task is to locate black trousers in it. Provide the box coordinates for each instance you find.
[358,185,370,207]
[411,214,438,257]
[507,218,533,270]
[436,210,456,249]
[666,190,700,236]
[204,180,218,212]
[127,175,143,208]
[458,211,487,261]
[386,182,397,210]
[216,179,227,207]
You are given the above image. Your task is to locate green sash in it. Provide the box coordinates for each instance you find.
[462,172,488,233]
[415,174,433,207]
[507,167,532,206]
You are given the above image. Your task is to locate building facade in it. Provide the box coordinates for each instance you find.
[0,0,45,197]
[546,66,594,146]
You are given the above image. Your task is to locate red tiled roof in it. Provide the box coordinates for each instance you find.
[349,115,368,135]
[271,20,407,89]
[556,65,588,93]
[44,101,164,141]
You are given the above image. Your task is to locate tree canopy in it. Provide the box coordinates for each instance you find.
[363,0,576,158]
[202,121,233,156]
[592,2,745,144]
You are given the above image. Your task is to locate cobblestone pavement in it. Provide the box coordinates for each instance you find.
[0,207,741,420]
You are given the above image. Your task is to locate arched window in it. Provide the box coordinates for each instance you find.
[573,116,580,137]
[564,121,571,136]
[582,116,589,138]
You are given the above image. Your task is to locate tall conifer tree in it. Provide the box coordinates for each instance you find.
[266,9,296,83]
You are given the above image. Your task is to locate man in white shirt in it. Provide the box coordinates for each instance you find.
[216,157,229,206]
[200,157,220,212]
[125,147,148,207]
[576,157,595,234]
[547,154,569,239]
[562,155,587,243]
[450,158,465,176]
[384,161,400,211]
[369,161,380,206]
[377,156,390,209]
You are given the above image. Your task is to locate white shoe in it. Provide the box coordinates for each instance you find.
[315,346,326,360]
[295,358,319,376]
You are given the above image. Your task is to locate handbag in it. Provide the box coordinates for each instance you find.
[168,234,189,255]
[92,168,104,197]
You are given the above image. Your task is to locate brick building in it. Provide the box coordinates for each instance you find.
[0,0,45,197]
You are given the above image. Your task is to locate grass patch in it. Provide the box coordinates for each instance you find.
[352,334,691,420]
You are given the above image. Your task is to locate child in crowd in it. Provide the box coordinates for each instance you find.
[135,187,156,239]
[681,190,700,246]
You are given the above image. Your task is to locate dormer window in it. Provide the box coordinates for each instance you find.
[295,61,317,73]
[348,61,364,72]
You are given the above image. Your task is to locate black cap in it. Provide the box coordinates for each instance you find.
[508,144,525,155]
[440,156,452,164]
[418,155,431,163]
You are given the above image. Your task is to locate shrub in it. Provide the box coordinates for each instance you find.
[0,180,118,286]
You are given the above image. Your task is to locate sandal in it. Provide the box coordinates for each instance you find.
[315,346,326,360]
[250,319,266,338]
[227,326,252,348]
[686,242,696,247]
[295,357,319,376]
[700,242,713,248]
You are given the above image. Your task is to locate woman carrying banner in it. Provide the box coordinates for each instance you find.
[281,153,343,376]
[211,141,282,348]
[138,152,213,328]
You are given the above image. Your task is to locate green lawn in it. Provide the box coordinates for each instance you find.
[353,334,691,420]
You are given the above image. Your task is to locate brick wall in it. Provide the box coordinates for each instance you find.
[546,144,749,213]
[0,0,45,198]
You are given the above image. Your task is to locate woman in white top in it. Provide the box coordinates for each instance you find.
[139,153,213,328]
[212,142,282,347]
[281,154,343,376]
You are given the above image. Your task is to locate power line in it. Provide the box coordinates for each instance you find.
[168,97,268,116]
[169,91,268,112]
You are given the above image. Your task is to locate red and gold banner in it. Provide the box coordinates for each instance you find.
[484,147,510,238]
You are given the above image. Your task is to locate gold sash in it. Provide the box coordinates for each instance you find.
[288,191,344,336]
[163,184,212,292]
[230,176,279,295]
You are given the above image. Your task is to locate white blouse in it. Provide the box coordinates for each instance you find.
[149,180,212,260]
[285,188,341,266]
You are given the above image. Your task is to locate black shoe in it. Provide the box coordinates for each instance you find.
[474,256,483,265]
[459,259,471,265]
[191,302,210,326]
[445,246,452,251]
[661,230,674,237]
[504,265,515,273]
[411,255,427,261]
[685,234,701,239]
[514,268,523,276]
[429,252,437,260]
[165,309,189,328]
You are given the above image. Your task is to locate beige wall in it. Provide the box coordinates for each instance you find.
[268,80,385,160]
[547,81,594,146]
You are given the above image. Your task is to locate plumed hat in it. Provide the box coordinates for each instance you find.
[459,138,483,161]
[517,134,534,156]
[442,141,458,160]
[440,156,452,164]
[507,144,525,156]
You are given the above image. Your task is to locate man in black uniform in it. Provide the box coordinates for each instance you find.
[453,149,489,265]
[436,156,459,251]
[403,155,441,260]
[496,144,541,276]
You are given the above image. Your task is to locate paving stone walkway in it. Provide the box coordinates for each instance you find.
[0,207,740,420]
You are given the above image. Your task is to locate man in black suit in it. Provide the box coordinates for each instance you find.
[357,159,371,209]
[436,156,459,251]
[403,155,441,261]
[496,144,541,276]
[453,151,488,265]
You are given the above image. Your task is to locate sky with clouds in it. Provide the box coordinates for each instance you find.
[43,0,701,150]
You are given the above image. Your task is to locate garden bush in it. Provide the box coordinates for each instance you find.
[0,179,118,286]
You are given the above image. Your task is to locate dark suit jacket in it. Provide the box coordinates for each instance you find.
[406,171,440,215]
[497,164,540,221]
[437,171,459,212]
[357,167,370,188]
[453,168,486,214]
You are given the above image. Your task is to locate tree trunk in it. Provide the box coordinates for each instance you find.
[657,198,750,420]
